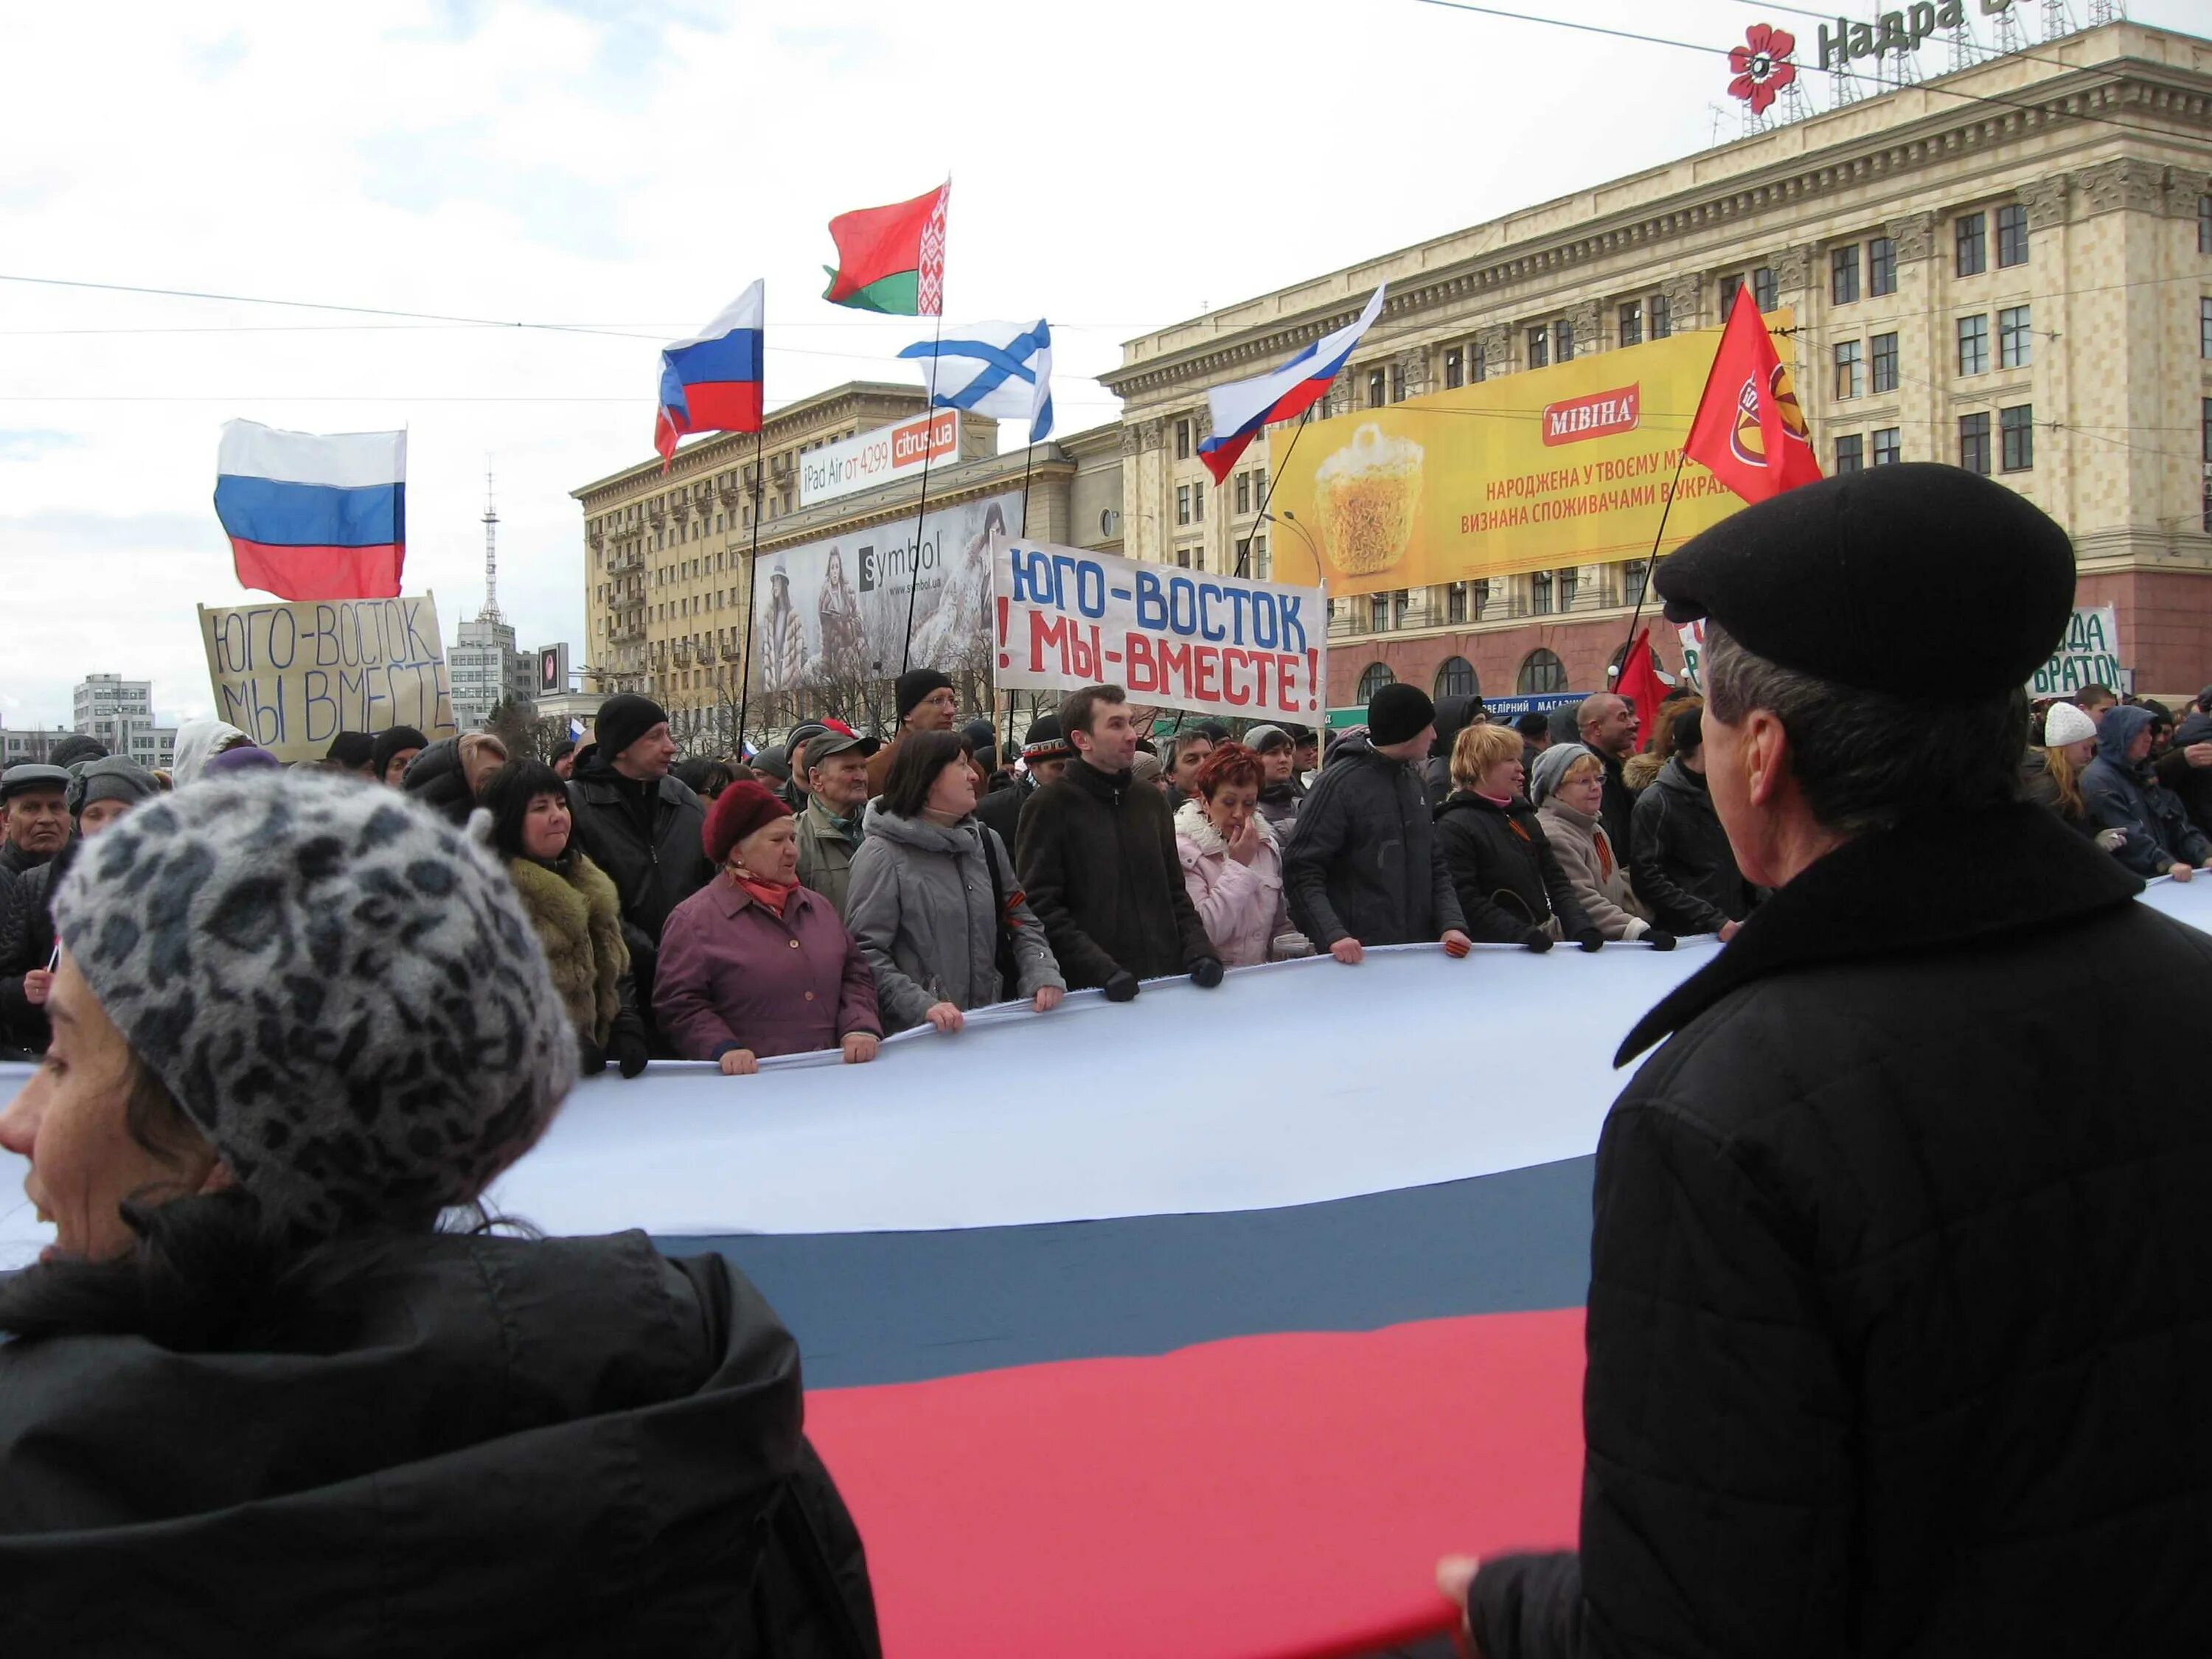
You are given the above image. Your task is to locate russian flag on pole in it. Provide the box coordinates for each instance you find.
[655,279,765,466]
[215,420,406,602]
[1197,284,1387,485]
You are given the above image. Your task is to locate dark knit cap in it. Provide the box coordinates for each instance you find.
[752,743,791,783]
[1021,715,1073,762]
[1672,707,1704,756]
[593,694,669,765]
[1655,462,2074,700]
[896,668,954,723]
[369,726,429,780]
[324,731,377,771]
[49,734,109,771]
[1366,683,1436,748]
[702,778,793,865]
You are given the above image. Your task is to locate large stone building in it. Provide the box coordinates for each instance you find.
[1102,19,2212,704]
[573,381,1123,749]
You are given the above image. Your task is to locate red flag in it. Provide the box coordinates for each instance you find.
[1683,288,1821,505]
[1615,627,1666,749]
[821,183,949,316]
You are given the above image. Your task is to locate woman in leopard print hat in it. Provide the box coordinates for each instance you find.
[0,769,882,1655]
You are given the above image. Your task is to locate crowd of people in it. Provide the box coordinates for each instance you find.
[5,658,2209,1075]
[1,462,2210,1649]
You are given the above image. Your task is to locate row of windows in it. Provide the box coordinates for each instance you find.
[1231,467,1268,515]
[1355,647,1571,703]
[1175,481,1205,525]
[1829,237,1899,305]
[1830,307,2034,399]
[1960,406,2037,476]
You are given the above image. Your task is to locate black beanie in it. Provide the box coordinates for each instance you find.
[1366,683,1436,748]
[369,726,429,781]
[897,668,953,723]
[594,694,668,765]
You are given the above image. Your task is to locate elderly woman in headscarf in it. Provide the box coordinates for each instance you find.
[168,719,255,787]
[1531,743,1674,948]
[0,771,880,1651]
[653,779,883,1074]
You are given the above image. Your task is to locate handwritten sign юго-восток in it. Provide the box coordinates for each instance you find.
[197,593,458,762]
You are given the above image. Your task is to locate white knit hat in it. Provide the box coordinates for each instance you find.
[2043,702,2098,748]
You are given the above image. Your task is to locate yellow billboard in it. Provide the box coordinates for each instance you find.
[1265,316,1797,595]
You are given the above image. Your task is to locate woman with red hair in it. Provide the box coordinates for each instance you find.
[1173,742,1304,967]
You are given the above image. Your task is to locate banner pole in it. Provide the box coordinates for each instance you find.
[1001,441,1038,760]
[898,310,950,678]
[735,424,766,754]
[1237,414,1310,580]
[1616,443,1689,675]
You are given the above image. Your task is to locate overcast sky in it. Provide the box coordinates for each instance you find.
[1,0,2193,728]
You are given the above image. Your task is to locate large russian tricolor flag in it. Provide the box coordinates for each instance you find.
[655,279,765,465]
[1197,285,1387,486]
[214,420,406,602]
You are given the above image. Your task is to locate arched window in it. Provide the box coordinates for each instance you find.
[1517,649,1567,695]
[1356,661,1396,702]
[1433,657,1478,700]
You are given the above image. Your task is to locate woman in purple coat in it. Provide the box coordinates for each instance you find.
[653,779,883,1075]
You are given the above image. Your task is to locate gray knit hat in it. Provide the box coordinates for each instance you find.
[1529,742,1596,809]
[53,770,574,1237]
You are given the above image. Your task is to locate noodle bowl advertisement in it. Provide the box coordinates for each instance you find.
[990,535,1327,719]
[1264,316,1798,596]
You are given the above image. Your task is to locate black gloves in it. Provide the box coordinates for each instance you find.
[1521,928,1554,953]
[610,1029,651,1079]
[578,1038,608,1077]
[1103,970,1141,1003]
[1574,928,1604,953]
[1189,957,1225,990]
[1644,929,1677,952]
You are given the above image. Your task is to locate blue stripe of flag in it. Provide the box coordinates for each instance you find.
[665,329,763,388]
[214,476,405,549]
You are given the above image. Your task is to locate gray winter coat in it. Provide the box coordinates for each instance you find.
[846,808,1064,1032]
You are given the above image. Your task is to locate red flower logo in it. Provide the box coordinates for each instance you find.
[1728,24,1798,116]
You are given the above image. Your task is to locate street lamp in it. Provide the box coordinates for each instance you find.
[1265,511,1324,583]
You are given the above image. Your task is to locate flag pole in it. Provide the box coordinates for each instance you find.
[1001,438,1038,759]
[1616,443,1688,672]
[1236,413,1310,580]
[735,424,766,752]
[897,314,947,678]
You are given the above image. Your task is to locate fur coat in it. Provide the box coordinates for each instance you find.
[507,851,630,1047]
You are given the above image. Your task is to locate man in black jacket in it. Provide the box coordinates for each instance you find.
[1015,684,1220,1002]
[1572,693,1637,854]
[1626,709,1753,939]
[1446,464,2212,1655]
[565,694,714,1051]
[2153,686,2212,839]
[1284,684,1471,964]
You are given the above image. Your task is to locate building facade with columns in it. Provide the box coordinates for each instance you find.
[573,382,1123,751]
[1102,20,2212,705]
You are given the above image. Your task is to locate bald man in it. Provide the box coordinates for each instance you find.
[1576,692,1638,855]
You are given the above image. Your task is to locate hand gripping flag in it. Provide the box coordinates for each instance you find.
[823,182,949,316]
[215,420,406,602]
[1683,288,1822,504]
[655,280,765,467]
[1197,285,1386,486]
[897,319,1054,445]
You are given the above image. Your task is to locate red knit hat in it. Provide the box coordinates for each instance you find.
[701,778,792,865]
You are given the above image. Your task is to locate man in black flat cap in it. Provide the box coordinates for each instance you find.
[1444,465,2212,1655]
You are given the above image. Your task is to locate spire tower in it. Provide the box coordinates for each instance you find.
[480,467,502,623]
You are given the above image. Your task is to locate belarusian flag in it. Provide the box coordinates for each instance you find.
[821,182,949,316]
